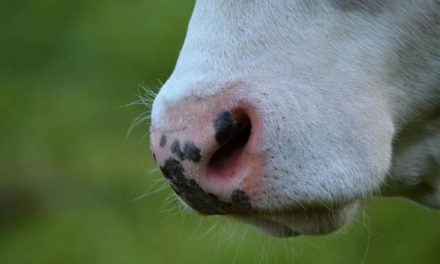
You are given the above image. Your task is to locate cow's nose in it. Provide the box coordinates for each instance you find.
[150,104,262,215]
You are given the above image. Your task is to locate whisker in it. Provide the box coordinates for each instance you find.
[132,183,169,201]
[124,84,159,140]
[360,209,372,264]
[147,168,161,176]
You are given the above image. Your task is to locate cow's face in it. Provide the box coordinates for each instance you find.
[150,1,400,237]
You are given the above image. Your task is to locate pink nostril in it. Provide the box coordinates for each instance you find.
[207,110,252,183]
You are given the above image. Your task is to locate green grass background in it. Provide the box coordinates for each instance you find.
[1,0,439,263]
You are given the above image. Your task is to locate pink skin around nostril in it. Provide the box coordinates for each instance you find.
[150,96,266,204]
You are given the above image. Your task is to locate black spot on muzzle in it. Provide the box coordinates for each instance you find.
[171,140,184,161]
[159,135,167,147]
[182,142,201,162]
[171,140,201,162]
[160,158,254,215]
[231,189,252,208]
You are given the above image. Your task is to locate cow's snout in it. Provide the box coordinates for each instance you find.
[150,95,264,215]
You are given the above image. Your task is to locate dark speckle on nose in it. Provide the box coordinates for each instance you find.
[183,141,201,162]
[171,140,185,161]
[159,157,254,215]
[213,111,236,145]
[160,158,184,183]
[231,189,251,207]
[171,140,201,162]
[160,135,167,147]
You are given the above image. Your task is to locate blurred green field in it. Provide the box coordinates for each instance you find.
[1,0,439,263]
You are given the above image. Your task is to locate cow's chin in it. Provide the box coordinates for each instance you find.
[231,201,360,238]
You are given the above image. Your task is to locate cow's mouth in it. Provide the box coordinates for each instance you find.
[231,202,360,237]
[234,216,300,237]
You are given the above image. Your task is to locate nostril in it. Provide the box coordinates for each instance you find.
[207,110,252,182]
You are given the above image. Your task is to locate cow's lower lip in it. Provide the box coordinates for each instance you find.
[229,202,359,237]
[232,215,301,238]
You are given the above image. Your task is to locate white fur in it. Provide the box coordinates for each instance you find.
[151,0,440,236]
